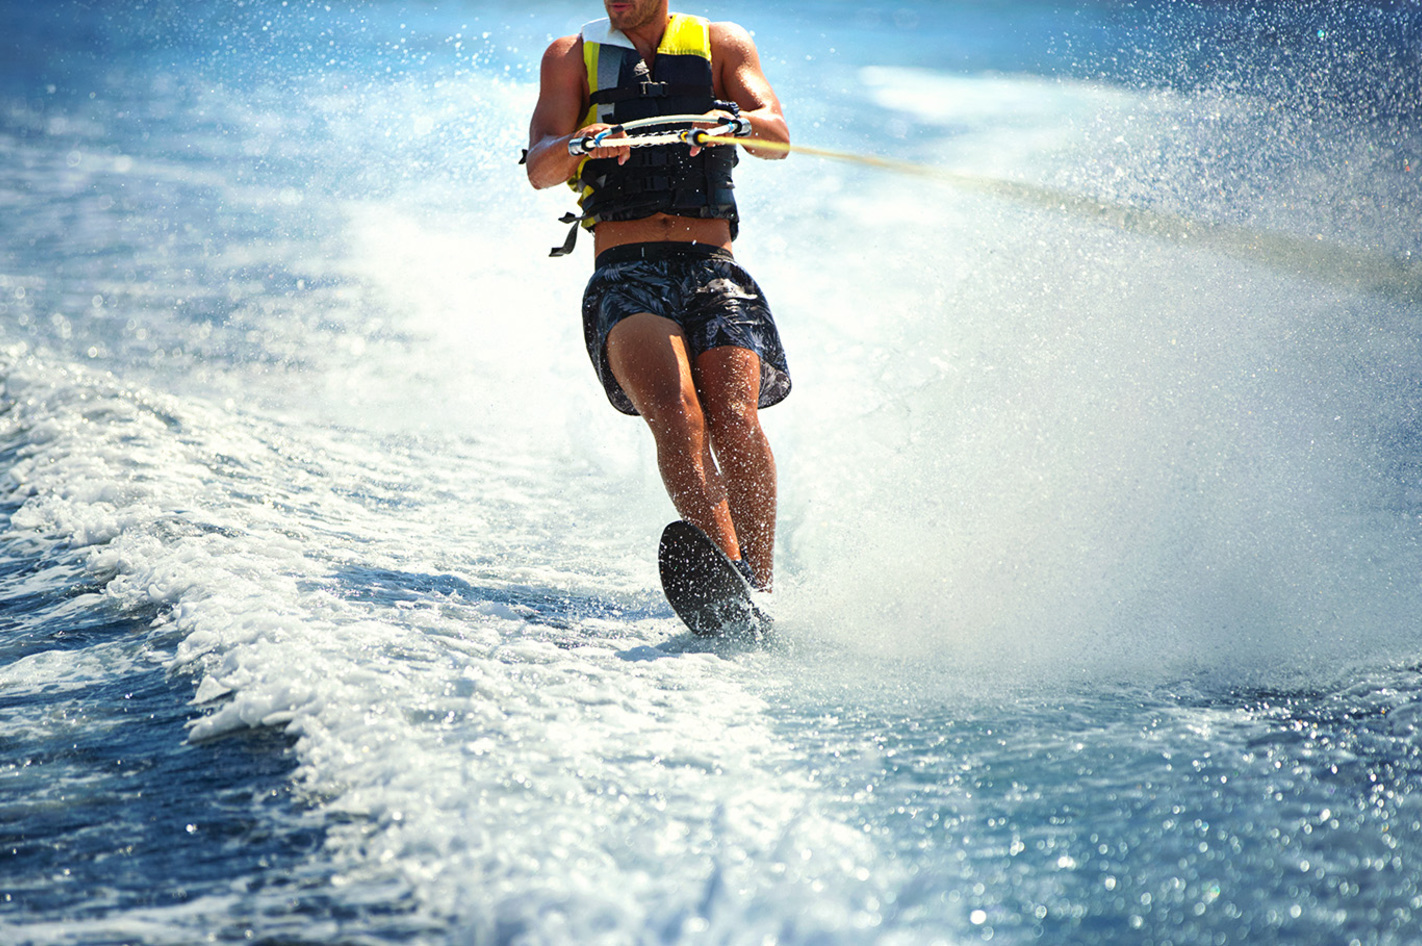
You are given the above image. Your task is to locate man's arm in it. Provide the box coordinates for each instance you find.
[526,35,631,190]
[709,22,789,160]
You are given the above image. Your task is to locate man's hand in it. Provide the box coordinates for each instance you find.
[686,110,748,157]
[570,123,632,163]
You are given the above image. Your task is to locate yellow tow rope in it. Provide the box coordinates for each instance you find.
[697,135,963,179]
[698,135,1422,305]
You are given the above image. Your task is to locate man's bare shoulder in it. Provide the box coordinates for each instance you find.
[540,33,584,69]
[708,20,758,54]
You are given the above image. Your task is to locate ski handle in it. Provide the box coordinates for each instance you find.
[567,112,752,157]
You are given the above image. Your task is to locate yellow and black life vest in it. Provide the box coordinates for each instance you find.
[554,13,739,256]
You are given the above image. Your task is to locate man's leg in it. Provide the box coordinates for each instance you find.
[696,347,776,591]
[605,313,742,562]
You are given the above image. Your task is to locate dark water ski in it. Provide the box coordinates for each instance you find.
[657,520,770,638]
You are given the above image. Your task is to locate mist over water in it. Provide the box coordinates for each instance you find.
[780,150,1422,685]
[764,44,1422,690]
[4,1,1422,943]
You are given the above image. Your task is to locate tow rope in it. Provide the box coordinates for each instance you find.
[538,114,1420,303]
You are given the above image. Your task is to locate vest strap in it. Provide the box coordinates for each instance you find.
[550,213,583,257]
[589,82,708,105]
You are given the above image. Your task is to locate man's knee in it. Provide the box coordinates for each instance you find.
[703,394,762,446]
[641,382,706,436]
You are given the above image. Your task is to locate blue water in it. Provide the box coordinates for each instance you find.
[4,1,1422,943]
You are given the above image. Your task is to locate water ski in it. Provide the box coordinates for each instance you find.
[658,520,771,638]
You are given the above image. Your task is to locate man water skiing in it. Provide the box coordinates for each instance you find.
[525,0,791,592]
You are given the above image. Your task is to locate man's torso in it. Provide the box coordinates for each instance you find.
[578,14,737,255]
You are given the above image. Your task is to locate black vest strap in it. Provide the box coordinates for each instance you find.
[589,82,709,105]
[550,213,582,258]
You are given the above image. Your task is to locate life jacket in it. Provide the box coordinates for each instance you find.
[553,13,739,256]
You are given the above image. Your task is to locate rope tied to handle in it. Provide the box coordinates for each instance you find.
[567,113,752,156]
[542,112,1422,302]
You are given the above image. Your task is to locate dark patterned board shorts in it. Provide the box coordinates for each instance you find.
[581,242,792,416]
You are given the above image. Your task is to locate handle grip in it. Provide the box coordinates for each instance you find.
[568,125,626,157]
